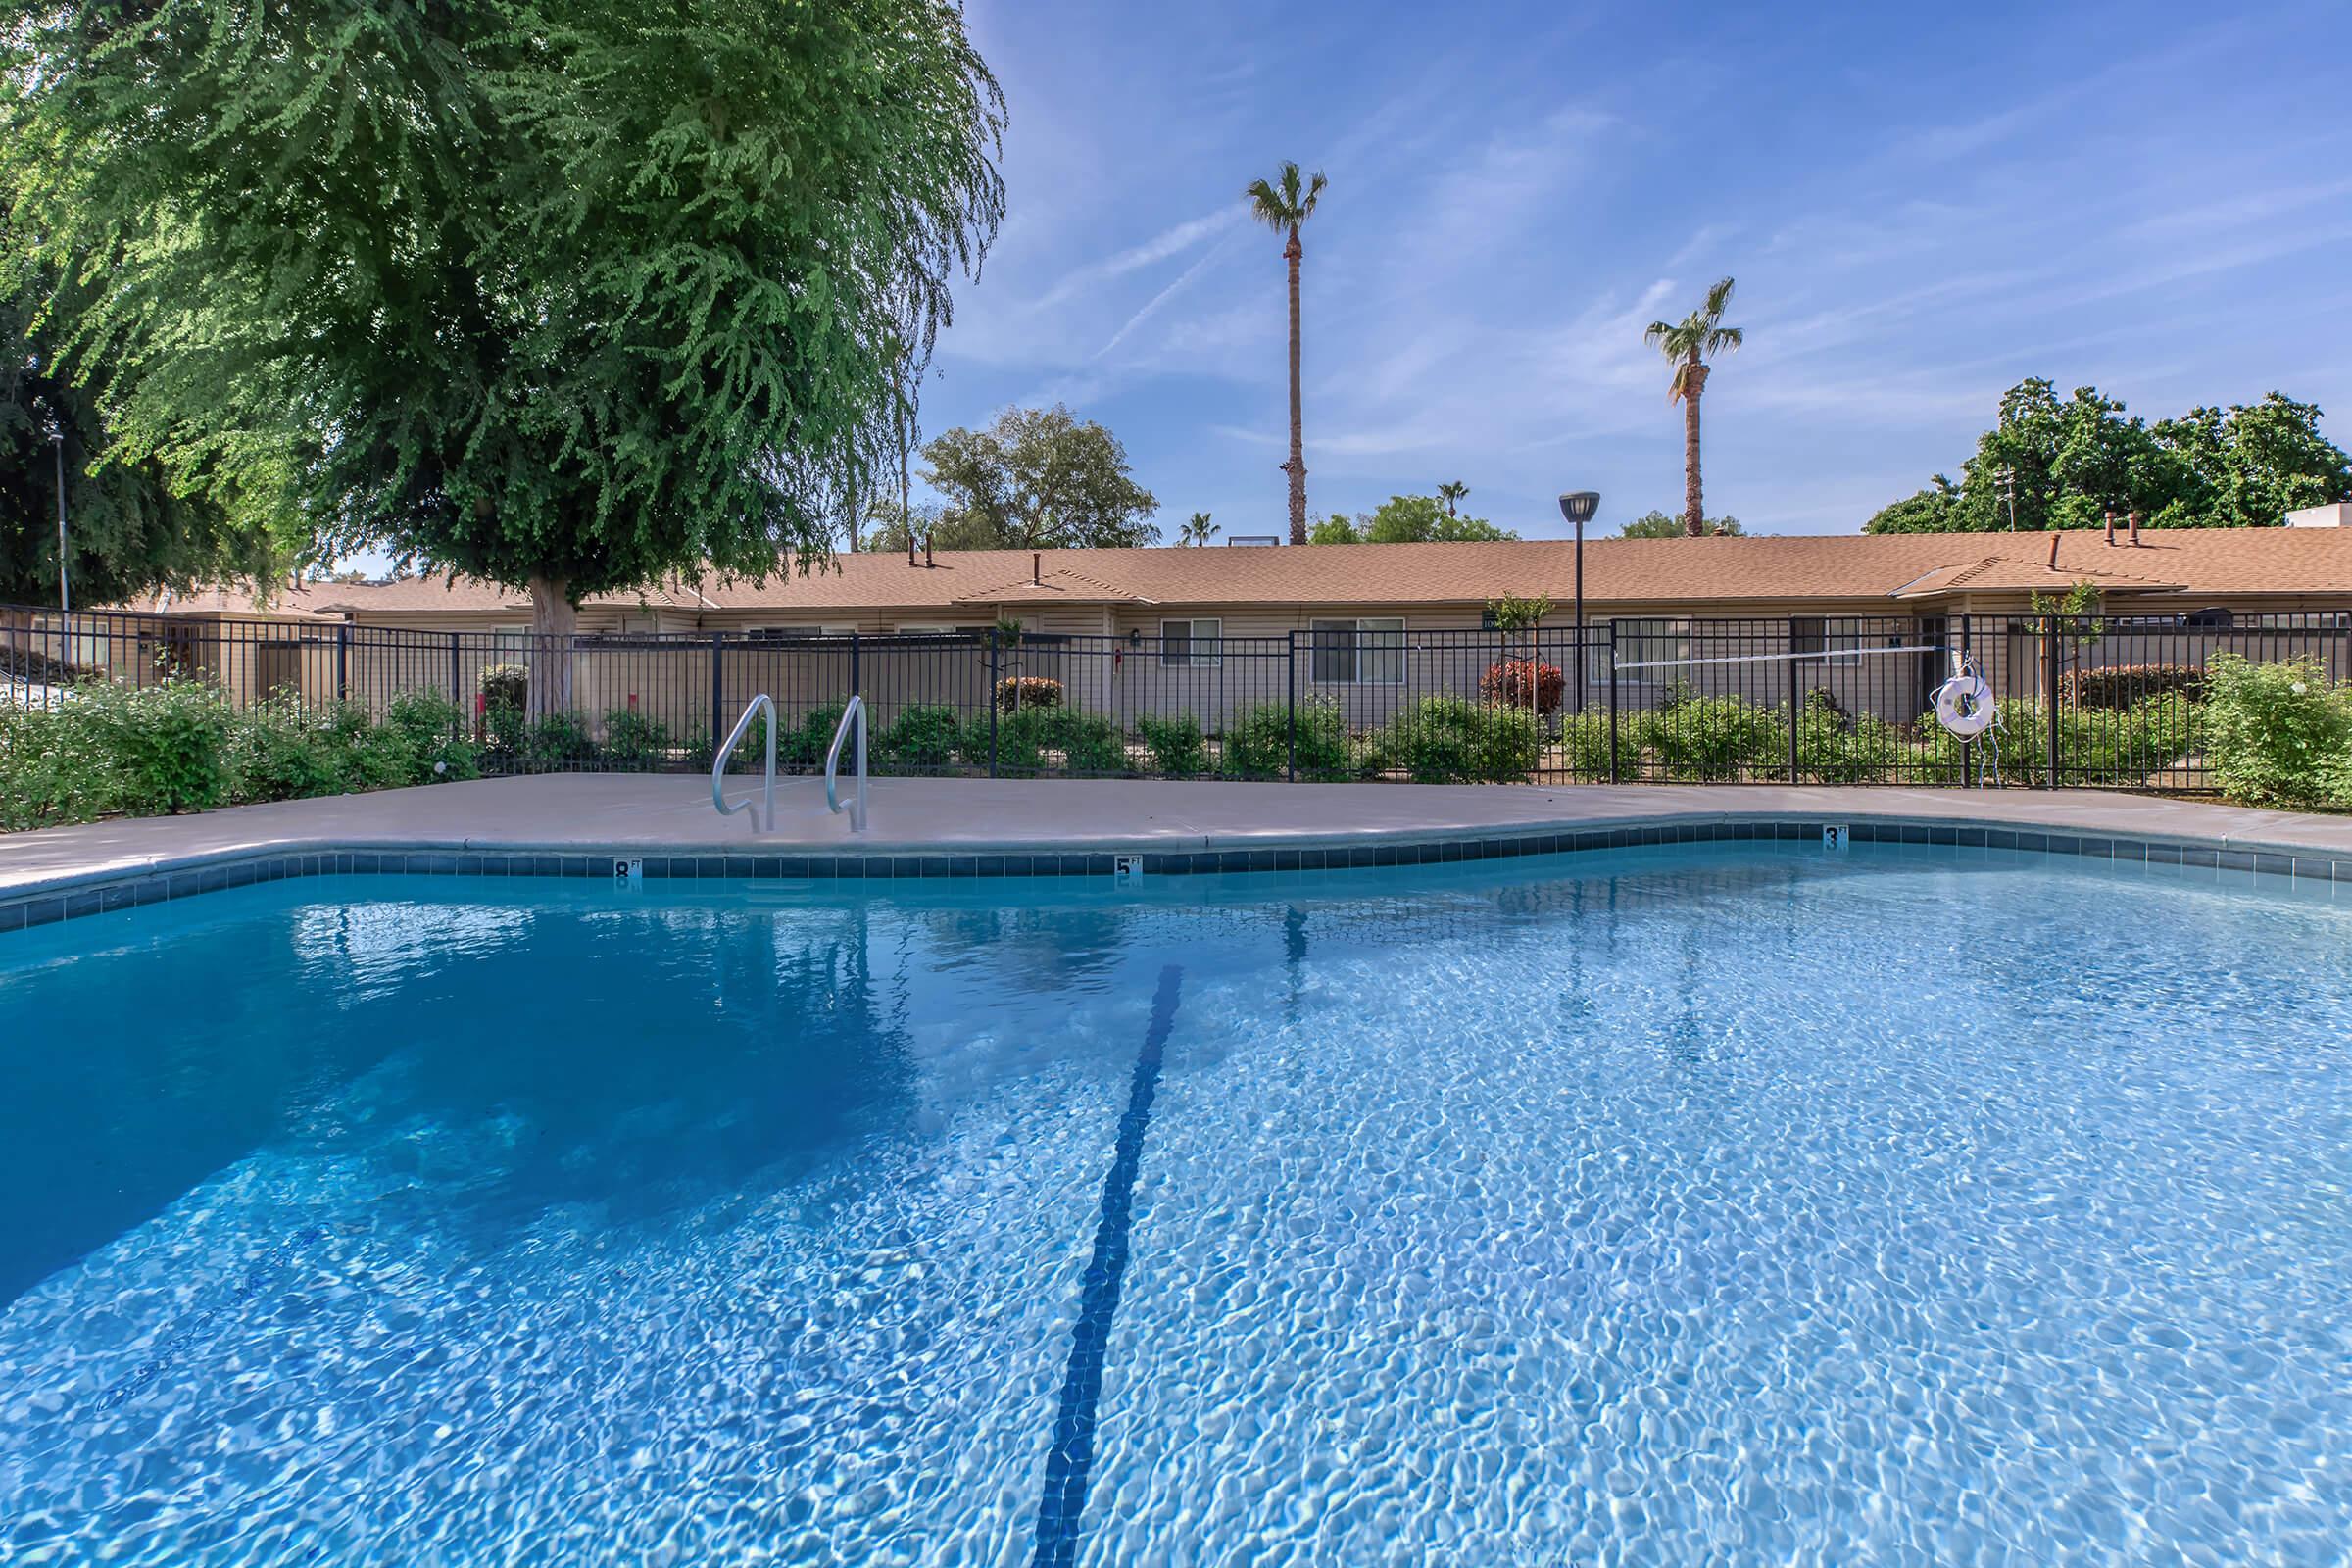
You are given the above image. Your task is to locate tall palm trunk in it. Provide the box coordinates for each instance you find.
[1680,359,1709,537]
[1284,227,1306,545]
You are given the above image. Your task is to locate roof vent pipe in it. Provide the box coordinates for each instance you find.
[2103,510,2116,546]
[907,526,916,568]
[2047,533,2059,567]
[2129,510,2142,546]
[924,533,934,568]
[1032,552,1041,585]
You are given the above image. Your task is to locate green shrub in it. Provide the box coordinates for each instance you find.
[383,690,480,783]
[0,699,116,830]
[1137,712,1209,778]
[1555,711,1628,781]
[226,700,347,803]
[1224,697,1351,780]
[973,710,1042,776]
[599,708,672,771]
[790,701,850,770]
[75,677,234,813]
[521,711,599,770]
[1967,694,2201,789]
[993,706,1126,774]
[1791,694,1906,784]
[878,704,970,773]
[1643,688,1788,781]
[2200,654,2350,808]
[1376,696,1544,783]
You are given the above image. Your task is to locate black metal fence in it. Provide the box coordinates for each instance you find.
[5,606,2346,793]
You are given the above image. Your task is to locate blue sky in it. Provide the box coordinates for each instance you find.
[916,0,2352,541]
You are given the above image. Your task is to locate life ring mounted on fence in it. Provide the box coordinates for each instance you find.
[1933,670,1997,739]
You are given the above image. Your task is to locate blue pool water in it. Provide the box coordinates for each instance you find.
[1,843,2347,1564]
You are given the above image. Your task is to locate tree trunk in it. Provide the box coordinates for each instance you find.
[1681,359,1709,537]
[527,573,576,718]
[1285,228,1307,546]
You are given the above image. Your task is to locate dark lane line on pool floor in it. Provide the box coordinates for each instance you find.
[1030,964,1184,1568]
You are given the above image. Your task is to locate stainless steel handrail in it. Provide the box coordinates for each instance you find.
[711,693,776,833]
[825,695,868,833]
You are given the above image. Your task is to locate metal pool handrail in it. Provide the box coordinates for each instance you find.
[711,693,776,833]
[826,695,868,834]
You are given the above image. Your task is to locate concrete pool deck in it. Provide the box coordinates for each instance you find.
[6,774,2352,910]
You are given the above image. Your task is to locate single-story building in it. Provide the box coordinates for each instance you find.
[53,527,2352,735]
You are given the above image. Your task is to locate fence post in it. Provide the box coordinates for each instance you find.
[2043,614,2060,789]
[447,633,461,710]
[1958,617,1973,787]
[1786,617,1801,784]
[849,629,861,699]
[335,623,350,703]
[1607,623,1620,786]
[1285,630,1298,782]
[709,630,723,750]
[987,629,1000,778]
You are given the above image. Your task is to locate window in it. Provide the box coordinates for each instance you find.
[1158,618,1222,667]
[1309,617,1405,684]
[895,623,992,638]
[1615,618,1688,684]
[747,625,856,641]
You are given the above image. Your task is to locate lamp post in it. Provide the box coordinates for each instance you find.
[53,429,70,618]
[1557,491,1599,712]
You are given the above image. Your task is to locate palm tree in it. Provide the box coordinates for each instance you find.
[1644,276,1743,537]
[1437,480,1468,516]
[1246,161,1327,545]
[1182,511,1219,547]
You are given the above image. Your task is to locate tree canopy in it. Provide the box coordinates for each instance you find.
[2,213,275,612]
[1864,379,2351,533]
[1308,494,1518,544]
[862,405,1158,551]
[3,0,1006,627]
[1618,510,1744,538]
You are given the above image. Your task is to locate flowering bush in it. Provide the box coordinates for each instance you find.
[994,676,1063,712]
[2200,654,2351,808]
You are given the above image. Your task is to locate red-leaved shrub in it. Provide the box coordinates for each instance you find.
[1479,659,1565,715]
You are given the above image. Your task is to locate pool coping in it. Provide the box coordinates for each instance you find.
[5,792,2349,933]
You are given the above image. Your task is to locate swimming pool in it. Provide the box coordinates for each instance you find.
[2,841,2346,1564]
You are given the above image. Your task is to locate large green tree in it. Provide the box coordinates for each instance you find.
[2,222,275,626]
[1308,494,1518,543]
[1644,276,1743,537]
[1245,161,1326,546]
[1864,379,2352,532]
[6,0,1004,703]
[862,405,1158,551]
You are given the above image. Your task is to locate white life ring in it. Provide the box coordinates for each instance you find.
[1934,673,1997,738]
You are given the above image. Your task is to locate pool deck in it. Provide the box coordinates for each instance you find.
[6,774,2352,902]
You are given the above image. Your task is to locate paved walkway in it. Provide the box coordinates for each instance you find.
[6,773,2351,897]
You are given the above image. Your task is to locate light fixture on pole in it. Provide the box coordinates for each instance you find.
[1558,491,1600,712]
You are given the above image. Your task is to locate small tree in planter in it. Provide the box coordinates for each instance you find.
[1484,593,1556,733]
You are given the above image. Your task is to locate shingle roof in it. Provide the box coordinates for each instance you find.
[116,527,2352,617]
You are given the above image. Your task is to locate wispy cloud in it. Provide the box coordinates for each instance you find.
[1036,209,1241,309]
[1095,230,1241,359]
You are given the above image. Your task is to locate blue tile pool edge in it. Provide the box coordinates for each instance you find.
[3,815,2348,934]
